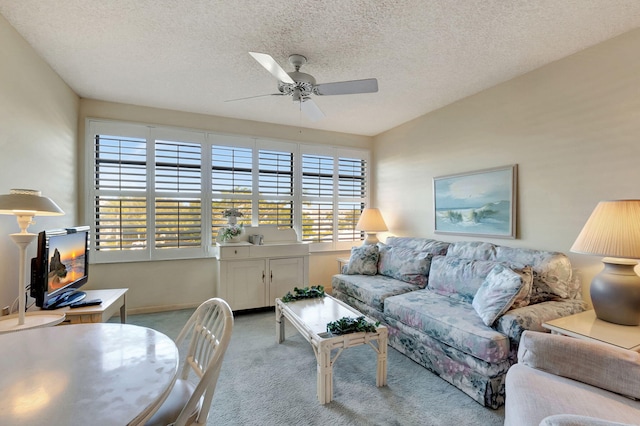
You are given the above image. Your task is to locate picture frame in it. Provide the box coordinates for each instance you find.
[433,164,517,239]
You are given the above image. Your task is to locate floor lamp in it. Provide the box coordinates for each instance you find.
[0,189,64,330]
[570,200,640,325]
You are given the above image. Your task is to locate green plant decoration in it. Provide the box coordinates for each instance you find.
[220,224,243,241]
[281,285,325,302]
[326,316,380,335]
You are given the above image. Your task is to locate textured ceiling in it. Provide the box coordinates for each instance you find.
[1,1,640,136]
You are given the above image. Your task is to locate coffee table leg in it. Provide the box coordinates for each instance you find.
[276,301,285,344]
[376,330,388,387]
[317,342,333,404]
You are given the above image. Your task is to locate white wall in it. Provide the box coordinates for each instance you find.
[78,99,370,311]
[0,15,79,310]
[373,28,640,304]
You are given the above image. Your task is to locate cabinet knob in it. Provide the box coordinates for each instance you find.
[234,249,237,254]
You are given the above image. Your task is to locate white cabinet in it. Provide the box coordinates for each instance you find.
[224,259,266,311]
[268,257,306,304]
[215,229,309,311]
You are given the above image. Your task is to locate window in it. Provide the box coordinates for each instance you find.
[258,148,294,228]
[301,150,368,246]
[154,139,202,249]
[211,144,253,236]
[86,120,370,262]
[337,156,367,241]
[92,125,148,255]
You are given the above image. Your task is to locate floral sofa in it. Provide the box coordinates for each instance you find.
[331,237,586,408]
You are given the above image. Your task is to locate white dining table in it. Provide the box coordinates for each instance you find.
[0,323,179,426]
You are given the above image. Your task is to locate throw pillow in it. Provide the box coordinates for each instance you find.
[344,244,379,275]
[377,244,433,288]
[472,265,525,327]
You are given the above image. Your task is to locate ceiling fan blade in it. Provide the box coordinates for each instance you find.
[314,78,378,96]
[249,52,295,84]
[224,93,284,102]
[298,98,325,122]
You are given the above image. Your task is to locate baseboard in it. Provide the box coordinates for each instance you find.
[128,302,200,316]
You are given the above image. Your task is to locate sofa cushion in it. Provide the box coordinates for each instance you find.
[429,256,532,305]
[331,274,418,311]
[473,265,526,326]
[446,241,497,260]
[384,290,511,363]
[377,244,433,288]
[494,246,576,301]
[344,244,379,275]
[428,256,502,304]
[386,237,450,255]
[494,299,587,345]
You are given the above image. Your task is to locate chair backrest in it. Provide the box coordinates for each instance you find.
[174,298,234,426]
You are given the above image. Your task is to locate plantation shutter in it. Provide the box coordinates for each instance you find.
[337,156,367,241]
[211,145,253,236]
[301,154,334,242]
[93,133,148,251]
[258,149,293,229]
[154,140,202,249]
[88,120,371,261]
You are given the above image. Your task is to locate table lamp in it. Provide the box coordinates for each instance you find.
[570,200,640,325]
[356,208,388,245]
[0,189,64,328]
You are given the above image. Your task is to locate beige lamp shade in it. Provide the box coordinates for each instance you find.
[570,200,640,259]
[0,189,64,217]
[356,208,388,232]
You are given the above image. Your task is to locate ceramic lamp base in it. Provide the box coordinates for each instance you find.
[591,258,640,326]
[362,232,380,245]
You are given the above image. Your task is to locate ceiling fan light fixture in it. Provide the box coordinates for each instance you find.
[246,51,379,121]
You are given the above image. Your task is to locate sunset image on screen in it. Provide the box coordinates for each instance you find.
[47,232,86,292]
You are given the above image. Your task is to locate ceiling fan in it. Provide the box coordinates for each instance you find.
[227,52,378,121]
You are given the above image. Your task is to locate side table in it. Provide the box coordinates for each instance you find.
[336,256,350,274]
[62,288,128,324]
[29,288,128,324]
[543,310,640,352]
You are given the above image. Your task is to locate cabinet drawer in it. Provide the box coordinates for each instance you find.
[218,246,250,259]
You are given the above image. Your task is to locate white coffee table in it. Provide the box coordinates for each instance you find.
[275,294,388,404]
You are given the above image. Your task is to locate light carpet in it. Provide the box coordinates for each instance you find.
[126,309,505,426]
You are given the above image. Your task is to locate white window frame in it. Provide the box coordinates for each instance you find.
[85,119,370,263]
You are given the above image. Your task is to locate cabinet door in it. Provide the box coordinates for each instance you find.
[225,259,266,310]
[268,257,305,306]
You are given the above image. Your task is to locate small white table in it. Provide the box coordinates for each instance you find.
[276,294,388,404]
[543,310,640,352]
[60,288,128,324]
[336,256,350,274]
[0,311,66,334]
[0,323,179,425]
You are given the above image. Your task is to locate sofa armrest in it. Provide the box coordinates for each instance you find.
[540,414,638,426]
[519,331,640,400]
[494,299,586,344]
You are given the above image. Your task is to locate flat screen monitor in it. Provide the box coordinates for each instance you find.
[30,226,90,309]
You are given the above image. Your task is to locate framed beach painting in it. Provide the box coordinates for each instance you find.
[433,165,517,239]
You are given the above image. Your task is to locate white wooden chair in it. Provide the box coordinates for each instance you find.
[146,298,234,426]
